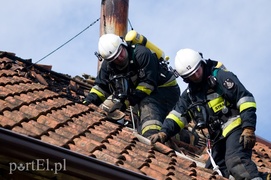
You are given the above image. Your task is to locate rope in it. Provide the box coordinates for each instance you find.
[130,106,136,132]
[206,138,223,176]
[34,17,134,65]
[128,18,134,30]
[34,18,100,65]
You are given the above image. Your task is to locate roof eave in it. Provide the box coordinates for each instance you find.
[0,128,154,180]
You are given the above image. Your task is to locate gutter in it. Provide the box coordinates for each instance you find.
[0,128,154,180]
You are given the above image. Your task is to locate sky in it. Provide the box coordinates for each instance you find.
[1,1,271,141]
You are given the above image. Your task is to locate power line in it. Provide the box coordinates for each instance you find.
[128,19,134,30]
[34,18,100,65]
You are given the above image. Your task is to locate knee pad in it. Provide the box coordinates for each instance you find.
[226,156,256,179]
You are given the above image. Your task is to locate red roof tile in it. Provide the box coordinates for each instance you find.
[0,52,270,180]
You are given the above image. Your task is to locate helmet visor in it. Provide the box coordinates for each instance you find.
[105,45,123,62]
[181,61,201,79]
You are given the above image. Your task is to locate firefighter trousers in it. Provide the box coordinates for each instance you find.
[206,127,260,179]
[138,84,180,137]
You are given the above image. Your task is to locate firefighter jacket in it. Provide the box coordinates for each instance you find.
[161,59,257,141]
[88,44,177,106]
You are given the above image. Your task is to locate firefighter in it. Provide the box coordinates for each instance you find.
[148,48,268,179]
[83,33,180,137]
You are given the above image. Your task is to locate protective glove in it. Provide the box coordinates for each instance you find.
[83,93,94,106]
[239,127,256,149]
[83,93,102,106]
[148,132,167,144]
[109,101,127,113]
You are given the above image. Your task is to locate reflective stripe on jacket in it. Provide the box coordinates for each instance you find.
[90,85,110,102]
[160,59,257,139]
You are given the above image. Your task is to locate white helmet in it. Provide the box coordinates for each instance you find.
[175,48,204,78]
[98,34,127,62]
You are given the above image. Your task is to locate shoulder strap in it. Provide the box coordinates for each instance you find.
[128,44,139,69]
[212,68,219,77]
[210,68,224,95]
[128,44,136,60]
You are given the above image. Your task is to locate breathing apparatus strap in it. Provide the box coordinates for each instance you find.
[127,44,139,69]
